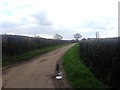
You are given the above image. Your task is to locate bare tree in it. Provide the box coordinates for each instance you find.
[74,33,82,42]
[53,34,63,40]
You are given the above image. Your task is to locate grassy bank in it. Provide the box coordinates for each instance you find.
[63,44,106,88]
[3,44,69,67]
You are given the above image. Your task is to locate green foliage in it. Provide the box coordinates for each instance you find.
[63,44,105,88]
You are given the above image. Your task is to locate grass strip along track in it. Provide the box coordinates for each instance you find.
[3,44,69,67]
[63,44,106,88]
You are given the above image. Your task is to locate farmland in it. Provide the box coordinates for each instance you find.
[2,34,120,88]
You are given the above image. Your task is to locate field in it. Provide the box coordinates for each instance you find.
[79,37,120,88]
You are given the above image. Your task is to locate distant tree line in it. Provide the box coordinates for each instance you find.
[2,34,70,57]
[79,37,120,88]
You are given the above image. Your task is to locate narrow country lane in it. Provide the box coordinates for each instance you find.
[2,44,75,88]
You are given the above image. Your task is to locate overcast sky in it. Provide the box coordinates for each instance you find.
[0,0,119,40]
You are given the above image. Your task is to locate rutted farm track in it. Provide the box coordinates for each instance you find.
[2,44,75,88]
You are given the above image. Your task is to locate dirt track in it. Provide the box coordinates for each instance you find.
[2,44,75,88]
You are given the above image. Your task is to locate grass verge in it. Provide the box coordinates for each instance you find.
[63,44,106,88]
[3,44,69,67]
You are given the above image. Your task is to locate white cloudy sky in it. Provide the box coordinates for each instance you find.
[0,0,119,40]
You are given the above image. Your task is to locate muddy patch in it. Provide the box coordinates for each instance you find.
[39,58,48,63]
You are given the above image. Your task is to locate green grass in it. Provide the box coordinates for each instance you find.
[3,44,69,67]
[63,44,106,88]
